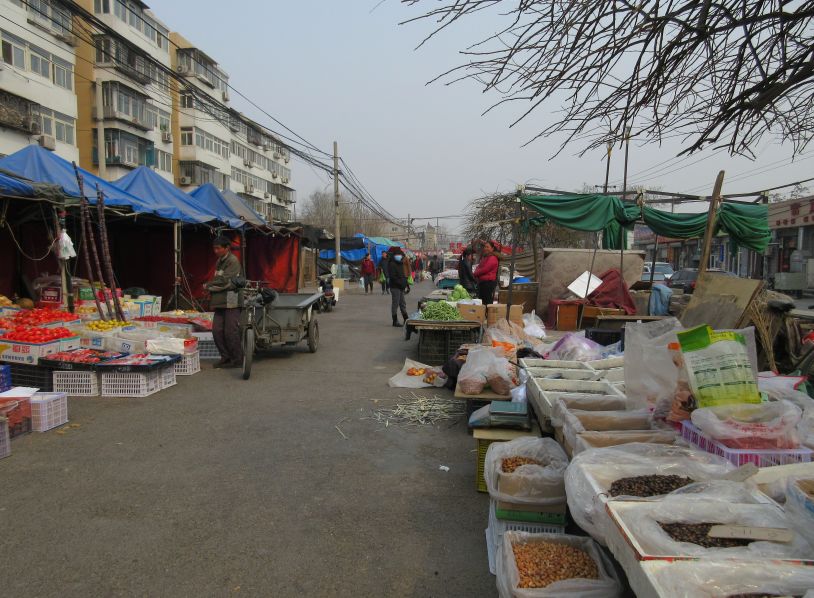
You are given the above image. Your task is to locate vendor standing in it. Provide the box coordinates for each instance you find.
[387,248,410,327]
[361,254,376,294]
[458,247,478,296]
[474,240,499,304]
[205,236,243,369]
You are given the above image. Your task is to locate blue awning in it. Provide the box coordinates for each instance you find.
[116,166,219,224]
[189,184,250,229]
[0,171,35,197]
[0,145,164,214]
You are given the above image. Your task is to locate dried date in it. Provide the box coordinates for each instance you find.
[608,474,695,497]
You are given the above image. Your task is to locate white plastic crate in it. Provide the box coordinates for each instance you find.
[160,365,176,389]
[197,339,220,360]
[485,500,565,574]
[53,370,99,396]
[681,420,813,467]
[0,416,9,459]
[174,351,200,376]
[30,392,68,432]
[101,370,162,397]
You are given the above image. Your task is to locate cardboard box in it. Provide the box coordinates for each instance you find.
[486,303,523,327]
[457,304,486,323]
[0,340,61,365]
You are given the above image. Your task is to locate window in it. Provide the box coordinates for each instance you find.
[180,128,193,146]
[54,112,75,144]
[157,149,172,173]
[29,46,50,78]
[94,0,111,13]
[53,57,72,90]
[180,93,194,109]
[2,34,26,69]
[158,109,170,132]
[40,107,53,136]
[28,0,71,35]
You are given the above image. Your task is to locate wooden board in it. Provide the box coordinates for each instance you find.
[680,273,763,329]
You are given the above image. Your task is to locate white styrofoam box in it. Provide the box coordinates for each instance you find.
[586,356,625,371]
[526,368,601,381]
[532,379,624,419]
[601,367,625,383]
[30,392,68,431]
[59,336,81,352]
[103,337,147,354]
[519,358,592,370]
[192,331,213,342]
[0,340,61,365]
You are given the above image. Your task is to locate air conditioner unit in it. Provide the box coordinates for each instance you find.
[271,172,278,179]
[161,131,172,143]
[245,184,255,194]
[273,151,281,160]
[179,176,193,185]
[284,156,289,164]
[176,64,191,75]
[38,135,56,151]
[222,90,229,102]
[243,159,252,168]
[263,192,270,199]
[29,120,41,135]
[282,177,289,184]
[229,122,239,132]
[262,143,270,152]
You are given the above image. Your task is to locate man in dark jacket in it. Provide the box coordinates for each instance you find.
[458,247,477,295]
[387,249,409,326]
[205,236,243,368]
[360,254,376,294]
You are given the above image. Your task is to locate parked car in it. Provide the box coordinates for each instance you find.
[669,268,735,294]
[641,262,675,282]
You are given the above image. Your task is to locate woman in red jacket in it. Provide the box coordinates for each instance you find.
[474,240,499,303]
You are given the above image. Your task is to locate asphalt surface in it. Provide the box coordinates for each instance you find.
[0,280,495,597]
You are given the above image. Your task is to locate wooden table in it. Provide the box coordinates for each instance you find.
[404,318,481,341]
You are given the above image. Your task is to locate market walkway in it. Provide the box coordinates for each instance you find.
[1,279,494,597]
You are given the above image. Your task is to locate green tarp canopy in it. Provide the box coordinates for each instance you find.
[521,194,770,253]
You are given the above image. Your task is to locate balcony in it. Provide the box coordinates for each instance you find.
[94,106,151,131]
[0,90,42,134]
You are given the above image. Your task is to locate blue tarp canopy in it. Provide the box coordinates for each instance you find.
[0,170,35,197]
[189,183,253,229]
[115,166,219,224]
[320,233,402,264]
[0,145,166,214]
[221,188,267,227]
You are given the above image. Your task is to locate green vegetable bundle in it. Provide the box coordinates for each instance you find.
[421,301,461,321]
[450,284,471,301]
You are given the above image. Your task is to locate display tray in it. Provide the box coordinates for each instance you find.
[96,354,181,372]
[518,358,592,370]
[38,349,127,371]
[528,378,623,420]
[525,367,600,381]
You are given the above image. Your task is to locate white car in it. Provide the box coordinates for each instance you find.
[641,262,675,282]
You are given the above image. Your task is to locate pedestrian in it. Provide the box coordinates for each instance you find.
[360,253,375,294]
[474,240,499,304]
[458,247,478,296]
[205,236,243,368]
[378,253,390,294]
[387,248,410,326]
[430,254,440,281]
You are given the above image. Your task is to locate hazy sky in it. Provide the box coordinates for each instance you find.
[152,1,813,233]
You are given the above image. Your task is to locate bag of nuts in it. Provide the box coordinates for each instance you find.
[485,437,569,506]
[495,531,621,598]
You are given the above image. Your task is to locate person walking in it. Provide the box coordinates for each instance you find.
[360,253,375,294]
[378,253,390,294]
[205,236,243,368]
[387,248,410,326]
[458,247,478,296]
[474,240,499,304]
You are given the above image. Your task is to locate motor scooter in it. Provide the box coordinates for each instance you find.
[316,275,336,312]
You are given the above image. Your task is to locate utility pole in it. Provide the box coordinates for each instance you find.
[333,141,341,279]
[603,141,612,194]
[95,78,106,179]
[698,171,726,278]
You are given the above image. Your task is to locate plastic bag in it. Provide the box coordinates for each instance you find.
[691,400,802,449]
[484,437,568,506]
[458,346,502,395]
[785,477,814,547]
[496,531,621,598]
[546,333,604,362]
[522,310,546,339]
[624,318,684,410]
[648,560,814,598]
[614,489,813,560]
[564,443,734,544]
[487,356,518,396]
[677,325,761,408]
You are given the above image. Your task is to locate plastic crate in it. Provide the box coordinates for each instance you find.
[681,421,813,467]
[101,370,162,397]
[174,351,201,376]
[486,500,566,574]
[0,416,9,459]
[198,339,220,360]
[418,327,481,365]
[159,365,176,389]
[9,363,54,392]
[53,371,99,396]
[30,392,68,432]
[0,364,10,393]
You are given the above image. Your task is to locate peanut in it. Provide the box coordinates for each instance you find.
[511,540,599,589]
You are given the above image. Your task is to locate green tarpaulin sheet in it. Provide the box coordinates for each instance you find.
[521,194,770,253]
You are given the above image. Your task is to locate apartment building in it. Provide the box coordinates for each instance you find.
[74,0,174,182]
[0,0,78,161]
[170,32,295,222]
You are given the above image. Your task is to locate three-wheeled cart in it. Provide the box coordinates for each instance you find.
[241,289,322,380]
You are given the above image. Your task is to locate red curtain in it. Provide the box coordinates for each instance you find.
[246,234,299,293]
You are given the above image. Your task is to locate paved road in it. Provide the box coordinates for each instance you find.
[0,280,494,597]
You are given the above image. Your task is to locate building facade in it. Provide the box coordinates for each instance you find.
[0,0,297,223]
[0,0,78,162]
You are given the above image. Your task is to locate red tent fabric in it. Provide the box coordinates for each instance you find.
[246,235,299,293]
[586,268,637,315]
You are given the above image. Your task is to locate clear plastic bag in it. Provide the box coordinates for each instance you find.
[690,400,803,449]
[564,443,734,544]
[546,333,604,362]
[484,437,569,506]
[458,346,502,395]
[624,318,684,410]
[496,532,621,598]
[522,311,546,339]
[649,560,814,598]
[488,356,519,396]
[785,477,814,547]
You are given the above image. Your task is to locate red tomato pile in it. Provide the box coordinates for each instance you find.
[12,308,75,327]
[44,349,124,364]
[0,326,73,343]
[135,316,189,324]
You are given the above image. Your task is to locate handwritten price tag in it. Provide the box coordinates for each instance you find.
[708,525,793,543]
